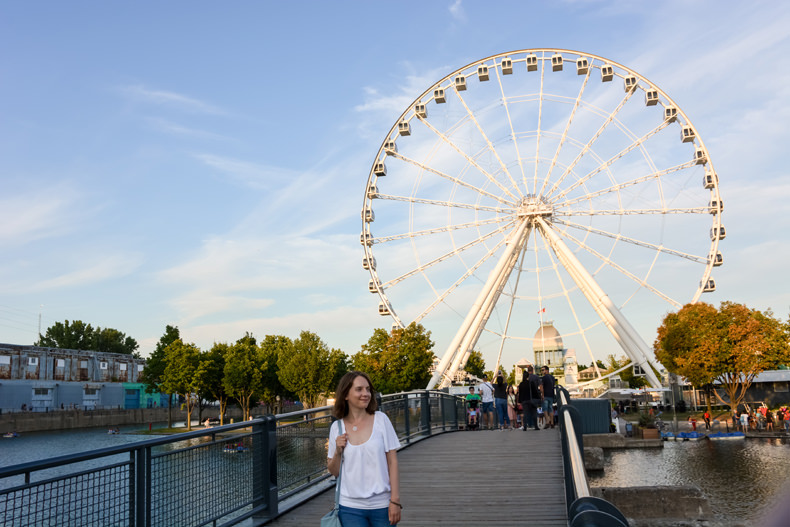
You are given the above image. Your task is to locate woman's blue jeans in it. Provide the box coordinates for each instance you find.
[495,397,510,427]
[339,504,395,526]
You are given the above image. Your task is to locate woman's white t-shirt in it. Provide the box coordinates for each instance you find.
[327,411,401,509]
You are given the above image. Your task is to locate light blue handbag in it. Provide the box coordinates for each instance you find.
[320,419,344,527]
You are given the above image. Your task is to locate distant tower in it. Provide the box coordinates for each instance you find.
[533,321,563,370]
[563,348,578,387]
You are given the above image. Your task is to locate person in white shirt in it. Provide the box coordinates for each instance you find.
[477,374,495,430]
[328,371,402,526]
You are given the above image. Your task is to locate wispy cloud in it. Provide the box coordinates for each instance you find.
[146,117,231,141]
[448,0,466,23]
[10,253,144,294]
[120,85,227,115]
[193,153,298,190]
[0,186,91,246]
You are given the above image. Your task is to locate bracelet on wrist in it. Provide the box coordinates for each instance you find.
[390,500,403,509]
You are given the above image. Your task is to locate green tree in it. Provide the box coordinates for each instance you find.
[37,320,138,355]
[92,327,139,356]
[654,302,790,414]
[464,350,486,379]
[259,335,295,414]
[353,323,434,393]
[605,354,648,389]
[37,320,95,350]
[195,342,230,425]
[223,333,263,421]
[278,330,346,408]
[142,325,180,427]
[161,339,201,431]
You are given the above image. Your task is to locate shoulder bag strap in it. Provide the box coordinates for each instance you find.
[334,419,344,509]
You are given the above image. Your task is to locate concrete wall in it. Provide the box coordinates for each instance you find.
[0,406,247,434]
[591,486,728,527]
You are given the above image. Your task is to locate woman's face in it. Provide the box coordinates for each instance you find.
[346,375,372,410]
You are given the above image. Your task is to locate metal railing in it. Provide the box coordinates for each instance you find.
[556,386,630,527]
[0,390,464,527]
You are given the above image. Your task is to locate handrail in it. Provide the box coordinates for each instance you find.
[557,386,631,527]
[0,389,465,527]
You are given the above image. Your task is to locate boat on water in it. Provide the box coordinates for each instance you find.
[708,431,746,441]
[223,443,249,453]
[661,431,675,441]
[107,428,120,435]
[3,432,18,438]
[676,431,707,441]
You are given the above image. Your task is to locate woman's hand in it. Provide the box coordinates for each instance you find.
[335,432,348,452]
[388,500,402,524]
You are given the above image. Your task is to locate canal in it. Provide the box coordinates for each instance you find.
[589,437,790,526]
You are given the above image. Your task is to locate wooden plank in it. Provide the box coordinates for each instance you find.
[265,428,567,526]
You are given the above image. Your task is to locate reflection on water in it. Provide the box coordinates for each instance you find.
[588,438,790,526]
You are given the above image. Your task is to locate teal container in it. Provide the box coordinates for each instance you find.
[569,398,611,434]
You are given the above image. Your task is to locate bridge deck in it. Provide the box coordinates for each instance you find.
[266,427,567,526]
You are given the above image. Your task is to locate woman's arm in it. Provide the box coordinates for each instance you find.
[386,449,402,524]
[327,432,347,477]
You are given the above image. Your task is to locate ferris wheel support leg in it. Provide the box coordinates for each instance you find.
[445,235,528,387]
[427,220,532,389]
[535,218,662,389]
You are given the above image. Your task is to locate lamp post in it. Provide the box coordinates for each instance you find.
[670,373,678,434]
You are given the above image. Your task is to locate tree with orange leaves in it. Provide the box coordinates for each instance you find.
[654,301,790,414]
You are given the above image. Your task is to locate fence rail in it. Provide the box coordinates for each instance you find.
[556,386,630,527]
[0,390,464,527]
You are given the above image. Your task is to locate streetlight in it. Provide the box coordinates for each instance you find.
[669,373,678,434]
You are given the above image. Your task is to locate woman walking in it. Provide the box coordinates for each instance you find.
[328,371,403,526]
[493,371,510,430]
[506,385,519,429]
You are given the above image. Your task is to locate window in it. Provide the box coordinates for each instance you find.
[80,361,88,368]
[119,363,127,371]
[84,388,98,395]
[774,382,789,393]
[56,359,65,367]
[99,362,108,370]
[0,355,10,365]
[28,357,39,366]
[33,388,49,396]
[126,389,137,396]
[137,365,144,371]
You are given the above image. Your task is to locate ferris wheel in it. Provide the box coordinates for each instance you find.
[360,49,723,389]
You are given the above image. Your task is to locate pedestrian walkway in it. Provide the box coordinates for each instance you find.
[265,428,567,526]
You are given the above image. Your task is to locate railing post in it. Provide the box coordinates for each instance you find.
[253,415,279,522]
[420,391,431,436]
[440,393,446,431]
[402,394,411,444]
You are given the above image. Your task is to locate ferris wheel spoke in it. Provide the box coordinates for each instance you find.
[380,220,518,289]
[372,216,511,244]
[539,239,599,373]
[491,246,529,374]
[548,120,674,202]
[537,67,592,197]
[494,65,529,195]
[387,151,515,207]
[374,193,517,215]
[552,224,683,307]
[552,218,708,264]
[414,235,511,322]
[544,88,636,199]
[417,114,521,201]
[532,53,547,194]
[557,161,696,209]
[556,206,710,216]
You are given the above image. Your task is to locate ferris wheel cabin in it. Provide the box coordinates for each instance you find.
[551,53,563,71]
[703,168,717,189]
[360,231,373,247]
[378,303,390,316]
[373,161,387,177]
[645,88,659,106]
[455,75,467,91]
[709,251,723,267]
[576,57,589,75]
[384,140,397,154]
[362,256,377,271]
[664,106,678,122]
[708,198,723,214]
[501,57,513,75]
[398,121,411,136]
[415,103,427,118]
[434,88,446,103]
[526,53,538,71]
[710,226,727,240]
[624,75,638,92]
[367,183,378,199]
[600,64,614,82]
[701,278,716,293]
[681,125,696,143]
[369,279,381,293]
[477,64,489,81]
[362,208,375,222]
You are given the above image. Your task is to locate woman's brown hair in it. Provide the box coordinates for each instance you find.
[332,371,378,419]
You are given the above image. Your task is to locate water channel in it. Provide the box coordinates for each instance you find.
[4,427,790,526]
[588,437,790,526]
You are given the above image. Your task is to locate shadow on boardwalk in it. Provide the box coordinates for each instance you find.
[265,427,566,526]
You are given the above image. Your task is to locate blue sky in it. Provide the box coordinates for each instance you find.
[2,1,789,373]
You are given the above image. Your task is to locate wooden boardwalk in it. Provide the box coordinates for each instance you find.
[266,427,567,526]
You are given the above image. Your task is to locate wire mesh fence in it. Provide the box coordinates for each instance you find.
[0,391,463,527]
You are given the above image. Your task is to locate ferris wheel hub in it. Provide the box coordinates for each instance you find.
[517,194,554,219]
